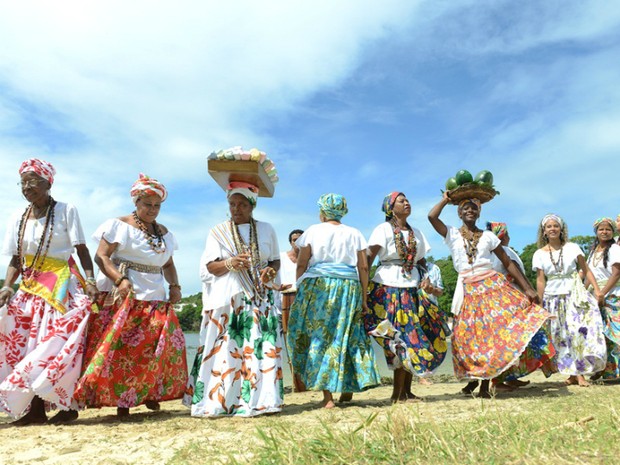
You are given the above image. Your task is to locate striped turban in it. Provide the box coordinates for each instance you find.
[130,173,168,203]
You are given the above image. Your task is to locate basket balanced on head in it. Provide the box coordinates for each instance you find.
[207,146,279,197]
[444,169,498,205]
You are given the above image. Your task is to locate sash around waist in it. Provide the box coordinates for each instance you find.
[113,258,162,274]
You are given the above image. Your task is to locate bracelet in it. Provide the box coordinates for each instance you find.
[85,277,97,287]
[114,275,129,286]
[169,283,181,291]
[225,258,237,272]
[0,286,15,296]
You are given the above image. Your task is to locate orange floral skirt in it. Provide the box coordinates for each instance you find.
[75,293,188,408]
[452,273,552,380]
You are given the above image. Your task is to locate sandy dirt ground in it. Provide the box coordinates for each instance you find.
[1,372,616,465]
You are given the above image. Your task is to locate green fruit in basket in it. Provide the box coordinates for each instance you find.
[455,170,473,186]
[445,177,458,191]
[475,170,494,185]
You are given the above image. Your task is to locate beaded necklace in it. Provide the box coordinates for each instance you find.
[548,245,564,273]
[132,211,166,254]
[230,218,265,301]
[390,218,417,275]
[459,226,483,266]
[16,198,56,286]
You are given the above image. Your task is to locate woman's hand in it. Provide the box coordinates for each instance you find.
[117,278,134,300]
[169,286,182,304]
[0,289,13,307]
[596,290,606,308]
[525,288,540,304]
[420,278,434,294]
[260,266,277,284]
[85,283,99,302]
[361,302,370,316]
[232,253,251,271]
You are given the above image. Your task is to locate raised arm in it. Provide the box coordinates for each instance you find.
[428,192,450,238]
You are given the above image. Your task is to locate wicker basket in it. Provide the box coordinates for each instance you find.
[447,183,497,205]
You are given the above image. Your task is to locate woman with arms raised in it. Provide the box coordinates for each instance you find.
[288,194,380,408]
[75,174,187,417]
[185,182,283,417]
[0,158,97,425]
[428,192,552,397]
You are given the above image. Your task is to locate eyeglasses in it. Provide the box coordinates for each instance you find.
[18,180,44,189]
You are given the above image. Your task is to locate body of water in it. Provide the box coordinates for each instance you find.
[184,332,454,388]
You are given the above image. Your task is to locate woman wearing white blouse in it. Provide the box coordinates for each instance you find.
[533,214,606,387]
[366,192,448,402]
[585,217,620,380]
[287,194,380,409]
[75,174,188,417]
[428,192,551,397]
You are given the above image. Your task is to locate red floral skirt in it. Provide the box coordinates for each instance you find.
[74,293,188,408]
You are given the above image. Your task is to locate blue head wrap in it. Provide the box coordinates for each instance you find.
[317,193,348,221]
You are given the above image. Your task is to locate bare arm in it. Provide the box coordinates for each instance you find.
[0,255,20,307]
[207,253,251,277]
[494,246,538,302]
[599,263,620,298]
[577,254,601,302]
[536,269,546,302]
[295,245,311,281]
[95,238,134,299]
[162,256,182,304]
[427,192,450,238]
[357,249,369,313]
[367,244,381,271]
[75,243,98,300]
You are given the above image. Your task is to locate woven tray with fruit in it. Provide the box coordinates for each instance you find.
[444,169,499,205]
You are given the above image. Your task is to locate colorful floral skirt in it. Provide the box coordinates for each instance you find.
[453,273,552,380]
[184,291,283,417]
[0,284,92,419]
[542,293,606,376]
[75,293,188,408]
[495,325,557,382]
[287,276,380,393]
[598,295,620,379]
[365,282,448,375]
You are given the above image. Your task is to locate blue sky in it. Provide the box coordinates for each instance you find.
[1,1,619,294]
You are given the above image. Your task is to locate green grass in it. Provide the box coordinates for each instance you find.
[166,383,620,465]
[253,392,620,464]
[254,407,618,463]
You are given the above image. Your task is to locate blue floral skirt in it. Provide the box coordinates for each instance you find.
[365,282,449,376]
[287,276,380,393]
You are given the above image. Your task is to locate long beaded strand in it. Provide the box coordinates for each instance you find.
[391,218,417,275]
[132,211,166,254]
[17,198,56,285]
[460,226,483,265]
